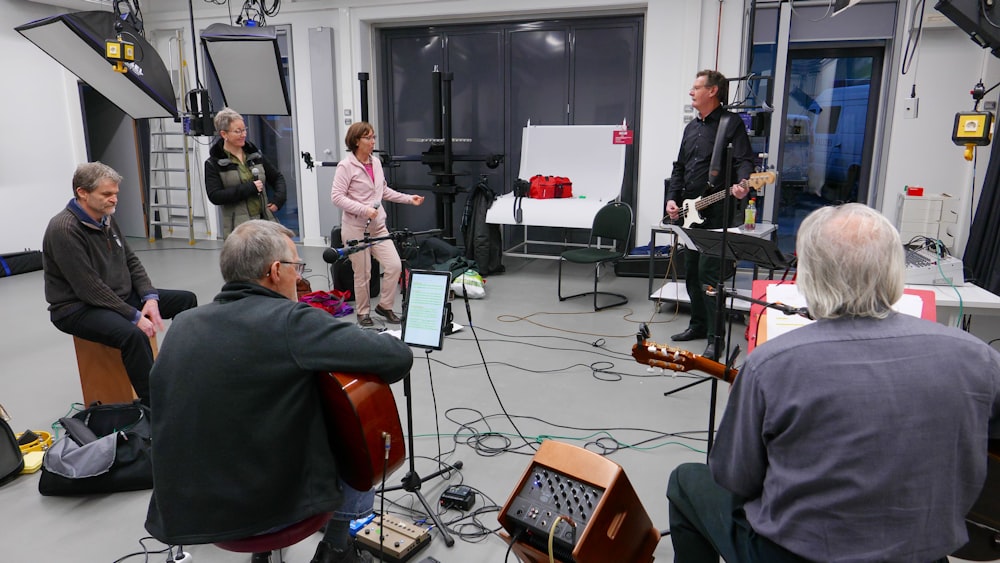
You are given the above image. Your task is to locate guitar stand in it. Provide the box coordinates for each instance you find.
[379,372,461,547]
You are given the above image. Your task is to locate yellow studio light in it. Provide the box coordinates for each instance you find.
[952,111,994,161]
[105,36,133,74]
[105,38,122,60]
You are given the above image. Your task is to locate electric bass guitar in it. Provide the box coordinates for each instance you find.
[315,372,405,491]
[674,171,776,229]
[630,325,738,383]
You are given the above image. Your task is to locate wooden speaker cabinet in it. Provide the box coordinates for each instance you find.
[498,440,659,563]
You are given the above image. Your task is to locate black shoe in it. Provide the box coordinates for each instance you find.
[358,314,374,327]
[374,305,402,324]
[311,540,373,563]
[251,553,272,563]
[671,328,706,342]
[703,343,718,361]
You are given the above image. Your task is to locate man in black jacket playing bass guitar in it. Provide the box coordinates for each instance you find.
[665,69,755,360]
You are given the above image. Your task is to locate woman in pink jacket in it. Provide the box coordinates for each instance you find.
[331,122,424,327]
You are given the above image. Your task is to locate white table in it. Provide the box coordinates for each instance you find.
[906,282,1000,327]
[650,281,753,313]
[647,222,780,306]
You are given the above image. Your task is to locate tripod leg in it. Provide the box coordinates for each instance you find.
[409,485,455,547]
[380,373,459,547]
[662,376,712,397]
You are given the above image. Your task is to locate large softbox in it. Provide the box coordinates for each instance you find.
[200,23,291,116]
[16,11,177,120]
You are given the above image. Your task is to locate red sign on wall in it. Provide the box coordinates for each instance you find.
[612,130,633,145]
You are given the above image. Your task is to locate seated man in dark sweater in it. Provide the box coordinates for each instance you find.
[145,220,414,563]
[42,162,197,406]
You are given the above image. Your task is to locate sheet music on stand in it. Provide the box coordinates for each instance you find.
[764,285,926,340]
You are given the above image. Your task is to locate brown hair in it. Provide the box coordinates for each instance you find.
[344,121,374,154]
[696,69,729,106]
[72,162,122,196]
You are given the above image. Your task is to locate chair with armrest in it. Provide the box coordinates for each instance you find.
[214,512,332,563]
[557,201,633,311]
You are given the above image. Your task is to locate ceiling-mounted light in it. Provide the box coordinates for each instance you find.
[16,11,177,119]
[201,23,291,116]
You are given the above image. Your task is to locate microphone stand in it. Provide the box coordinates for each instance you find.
[703,143,735,457]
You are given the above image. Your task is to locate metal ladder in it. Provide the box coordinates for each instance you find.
[147,29,211,243]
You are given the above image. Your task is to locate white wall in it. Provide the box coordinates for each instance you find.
[880,24,1000,255]
[0,1,89,253]
[4,0,999,255]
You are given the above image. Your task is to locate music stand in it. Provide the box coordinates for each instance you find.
[664,227,791,451]
[382,269,460,547]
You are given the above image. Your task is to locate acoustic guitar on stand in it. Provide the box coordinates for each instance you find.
[630,324,738,384]
[315,372,405,491]
[674,171,776,229]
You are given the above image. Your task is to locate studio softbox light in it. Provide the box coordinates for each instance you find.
[16,11,177,120]
[201,23,291,116]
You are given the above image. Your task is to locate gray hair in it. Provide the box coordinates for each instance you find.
[213,107,243,135]
[72,162,122,196]
[220,220,296,283]
[796,203,904,320]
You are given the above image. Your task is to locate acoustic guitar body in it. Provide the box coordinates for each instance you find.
[315,372,405,492]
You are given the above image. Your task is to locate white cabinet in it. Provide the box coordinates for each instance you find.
[895,193,959,250]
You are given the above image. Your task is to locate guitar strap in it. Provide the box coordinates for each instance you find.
[707,112,735,191]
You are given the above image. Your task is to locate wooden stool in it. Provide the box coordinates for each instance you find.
[73,335,158,405]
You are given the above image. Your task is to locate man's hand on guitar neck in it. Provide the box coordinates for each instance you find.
[665,179,751,222]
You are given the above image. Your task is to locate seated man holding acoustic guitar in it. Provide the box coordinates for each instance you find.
[144,220,413,563]
[666,204,1000,563]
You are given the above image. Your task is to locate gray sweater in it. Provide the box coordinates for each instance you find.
[711,312,1000,562]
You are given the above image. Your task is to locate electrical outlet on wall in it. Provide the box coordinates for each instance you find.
[903,97,919,119]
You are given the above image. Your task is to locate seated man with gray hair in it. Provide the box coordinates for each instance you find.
[145,220,412,563]
[667,203,1000,563]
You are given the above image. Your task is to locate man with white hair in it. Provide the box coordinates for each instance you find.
[667,203,1000,562]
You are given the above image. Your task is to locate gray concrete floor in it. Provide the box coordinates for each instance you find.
[2,239,979,562]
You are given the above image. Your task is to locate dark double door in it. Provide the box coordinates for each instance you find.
[379,16,643,247]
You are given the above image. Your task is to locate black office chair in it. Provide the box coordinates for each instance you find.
[557,201,633,311]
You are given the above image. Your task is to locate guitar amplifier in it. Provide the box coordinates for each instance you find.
[498,440,659,563]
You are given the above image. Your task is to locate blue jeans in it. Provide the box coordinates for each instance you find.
[330,479,375,523]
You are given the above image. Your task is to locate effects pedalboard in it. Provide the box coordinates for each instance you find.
[355,514,432,563]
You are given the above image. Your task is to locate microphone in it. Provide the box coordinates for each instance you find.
[252,167,266,218]
[365,202,381,230]
[322,244,373,263]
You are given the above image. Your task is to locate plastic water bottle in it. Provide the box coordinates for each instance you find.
[743,198,756,231]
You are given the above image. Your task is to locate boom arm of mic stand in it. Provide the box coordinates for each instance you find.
[717,287,811,319]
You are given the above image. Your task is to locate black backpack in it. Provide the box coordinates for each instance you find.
[0,416,24,486]
[461,177,505,275]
